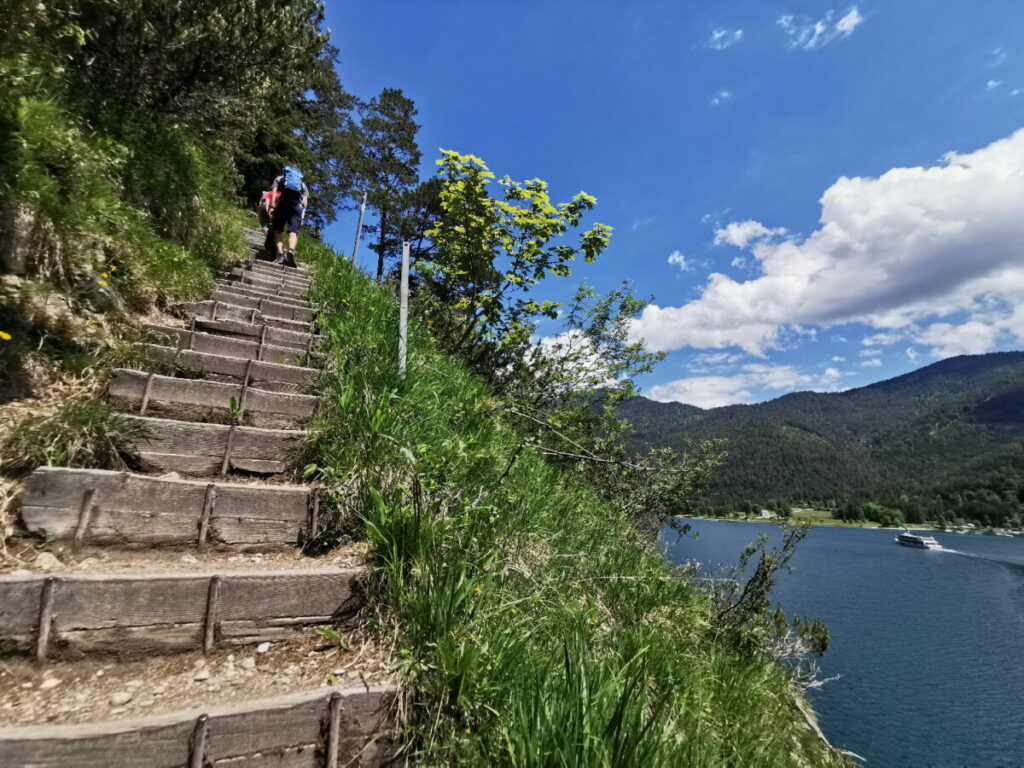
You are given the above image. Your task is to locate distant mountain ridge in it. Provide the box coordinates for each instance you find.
[621,351,1024,504]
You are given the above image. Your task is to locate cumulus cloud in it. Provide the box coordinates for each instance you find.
[667,250,692,271]
[860,358,883,367]
[831,355,846,362]
[714,220,787,248]
[629,129,1024,356]
[917,320,1000,358]
[779,7,864,50]
[648,363,846,408]
[707,28,744,50]
[860,347,881,357]
[710,89,733,107]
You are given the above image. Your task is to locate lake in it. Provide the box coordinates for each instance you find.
[662,520,1024,768]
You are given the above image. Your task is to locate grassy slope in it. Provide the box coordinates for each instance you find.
[300,238,848,767]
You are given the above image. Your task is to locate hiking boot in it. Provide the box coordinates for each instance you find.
[283,249,297,268]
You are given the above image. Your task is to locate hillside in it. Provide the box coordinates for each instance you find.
[622,352,1024,519]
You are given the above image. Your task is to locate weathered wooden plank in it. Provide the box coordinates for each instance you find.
[214,281,311,309]
[234,266,312,290]
[145,325,309,367]
[210,290,315,323]
[237,275,308,300]
[123,415,305,476]
[0,570,359,656]
[144,345,315,393]
[109,369,316,428]
[0,685,394,768]
[183,301,312,334]
[20,467,310,546]
[192,317,317,353]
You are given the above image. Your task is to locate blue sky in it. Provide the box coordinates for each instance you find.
[323,0,1024,407]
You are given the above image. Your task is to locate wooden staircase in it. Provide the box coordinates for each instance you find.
[0,232,395,766]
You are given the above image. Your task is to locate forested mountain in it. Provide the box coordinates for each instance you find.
[621,352,1024,525]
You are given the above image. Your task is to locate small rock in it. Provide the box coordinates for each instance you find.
[110,707,126,715]
[332,668,345,676]
[94,670,105,678]
[125,679,143,689]
[256,642,271,654]
[193,669,211,682]
[153,684,168,696]
[193,659,207,668]
[241,658,256,670]
[226,654,235,663]
[158,472,181,480]
[204,683,221,692]
[110,691,133,706]
[34,552,63,572]
[21,682,34,689]
[180,555,197,564]
[135,697,155,708]
[39,677,61,691]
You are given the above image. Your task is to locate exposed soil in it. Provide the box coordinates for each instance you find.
[0,540,366,575]
[0,629,393,726]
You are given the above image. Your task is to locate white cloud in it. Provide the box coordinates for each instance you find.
[779,7,864,50]
[691,351,746,367]
[648,363,847,408]
[989,47,1008,68]
[906,347,920,361]
[862,331,904,346]
[860,358,883,367]
[730,256,748,269]
[1012,88,1024,97]
[710,89,733,107]
[629,129,1024,356]
[630,215,656,231]
[917,320,1000,358]
[714,220,787,248]
[988,79,1003,90]
[831,355,846,362]
[860,347,881,357]
[707,28,744,50]
[667,250,692,271]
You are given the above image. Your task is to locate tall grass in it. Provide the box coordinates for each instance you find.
[301,238,848,767]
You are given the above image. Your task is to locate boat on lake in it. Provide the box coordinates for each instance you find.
[896,531,940,549]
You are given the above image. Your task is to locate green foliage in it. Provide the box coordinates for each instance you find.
[1,399,139,474]
[301,239,847,766]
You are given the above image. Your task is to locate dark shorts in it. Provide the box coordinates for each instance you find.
[272,200,303,234]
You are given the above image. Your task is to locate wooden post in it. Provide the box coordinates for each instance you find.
[35,577,57,663]
[326,691,344,767]
[188,317,197,351]
[308,488,320,540]
[211,300,220,321]
[399,241,410,378]
[197,483,216,550]
[203,576,222,654]
[139,372,156,415]
[220,426,236,477]
[72,488,97,550]
[351,190,367,264]
[189,714,209,768]
[257,325,268,362]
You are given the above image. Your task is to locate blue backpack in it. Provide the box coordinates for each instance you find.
[281,166,304,193]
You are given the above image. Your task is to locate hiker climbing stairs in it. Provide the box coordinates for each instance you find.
[0,230,395,766]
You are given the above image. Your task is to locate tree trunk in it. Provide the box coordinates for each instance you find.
[375,208,388,282]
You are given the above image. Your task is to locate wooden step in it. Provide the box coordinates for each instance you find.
[123,415,305,476]
[0,684,393,767]
[109,369,316,429]
[236,273,308,299]
[191,317,318,355]
[236,265,312,289]
[21,467,317,548]
[146,324,313,368]
[183,300,312,334]
[144,344,316,393]
[209,288,315,323]
[0,568,361,657]
[247,257,310,276]
[215,280,311,307]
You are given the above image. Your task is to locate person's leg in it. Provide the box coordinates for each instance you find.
[274,229,285,255]
[288,231,298,250]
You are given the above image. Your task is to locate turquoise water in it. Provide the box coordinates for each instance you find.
[662,521,1024,768]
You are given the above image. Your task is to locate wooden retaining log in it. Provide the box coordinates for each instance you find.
[143,345,316,393]
[191,316,318,353]
[0,684,393,768]
[123,415,304,476]
[20,467,316,547]
[109,369,316,429]
[145,325,311,368]
[183,300,312,334]
[214,280,311,307]
[210,288,315,323]
[0,569,361,657]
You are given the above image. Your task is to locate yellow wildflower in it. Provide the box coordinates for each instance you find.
[510,608,518,615]
[110,265,117,271]
[97,280,108,287]
[0,331,11,341]
[464,728,472,735]
[101,273,109,278]
[474,586,482,594]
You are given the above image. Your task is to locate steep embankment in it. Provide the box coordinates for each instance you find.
[622,352,1024,504]
[298,238,850,766]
